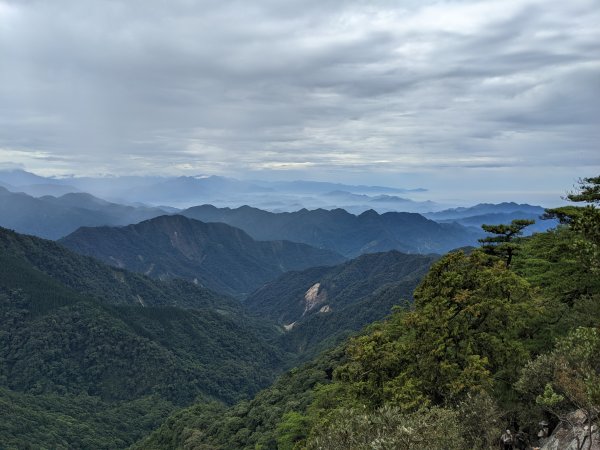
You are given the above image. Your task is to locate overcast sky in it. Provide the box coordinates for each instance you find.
[1,0,598,203]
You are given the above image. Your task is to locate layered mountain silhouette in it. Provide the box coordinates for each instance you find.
[424,202,545,220]
[0,169,428,211]
[424,202,556,233]
[181,204,481,256]
[60,215,346,297]
[0,187,168,239]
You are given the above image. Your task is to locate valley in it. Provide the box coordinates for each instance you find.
[2,2,596,447]
[0,170,597,450]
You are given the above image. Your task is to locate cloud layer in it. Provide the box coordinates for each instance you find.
[1,0,599,202]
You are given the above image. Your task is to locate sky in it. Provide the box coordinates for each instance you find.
[0,0,599,204]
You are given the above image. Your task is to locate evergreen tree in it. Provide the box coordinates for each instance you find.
[545,175,600,273]
[567,176,600,204]
[479,219,534,267]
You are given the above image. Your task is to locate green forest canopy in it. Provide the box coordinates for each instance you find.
[137,175,600,450]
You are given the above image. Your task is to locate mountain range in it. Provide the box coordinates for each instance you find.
[0,186,169,239]
[423,202,557,233]
[0,169,582,450]
[60,215,346,297]
[0,169,433,212]
[0,169,555,245]
[0,175,553,263]
[0,224,439,448]
[137,205,600,450]
[181,204,482,256]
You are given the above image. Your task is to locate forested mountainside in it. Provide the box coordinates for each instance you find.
[0,226,231,309]
[246,251,437,359]
[137,177,600,450]
[181,205,481,256]
[0,186,168,239]
[60,215,345,298]
[0,227,288,449]
[0,224,440,449]
[132,347,346,450]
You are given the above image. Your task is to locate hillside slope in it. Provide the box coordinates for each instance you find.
[135,211,600,450]
[0,226,230,309]
[60,215,345,297]
[0,227,287,448]
[246,251,437,358]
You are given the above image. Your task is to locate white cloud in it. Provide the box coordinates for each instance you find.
[0,0,598,201]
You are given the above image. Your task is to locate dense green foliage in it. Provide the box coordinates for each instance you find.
[516,327,600,430]
[0,226,232,309]
[133,347,345,450]
[246,251,436,359]
[306,405,466,450]
[0,228,287,448]
[60,215,345,297]
[566,176,600,203]
[0,389,172,450]
[479,218,535,267]
[545,176,600,274]
[329,251,541,411]
[139,176,600,449]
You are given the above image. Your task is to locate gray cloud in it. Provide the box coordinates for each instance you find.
[0,0,598,202]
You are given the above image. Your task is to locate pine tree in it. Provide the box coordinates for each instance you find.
[567,176,600,204]
[545,175,600,273]
[479,219,534,267]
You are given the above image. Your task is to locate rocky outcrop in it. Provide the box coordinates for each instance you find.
[303,283,327,315]
[539,410,599,450]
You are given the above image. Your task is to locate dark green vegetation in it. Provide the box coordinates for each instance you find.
[0,227,288,449]
[182,204,481,256]
[0,226,437,449]
[132,347,346,450]
[245,251,436,359]
[0,186,168,239]
[60,215,345,298]
[138,176,600,449]
[479,218,535,267]
[0,225,232,309]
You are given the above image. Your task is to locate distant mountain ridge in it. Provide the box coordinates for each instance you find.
[0,169,430,212]
[181,204,482,257]
[60,215,346,297]
[0,187,169,239]
[424,202,545,220]
[424,202,557,234]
